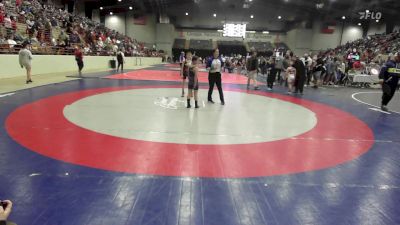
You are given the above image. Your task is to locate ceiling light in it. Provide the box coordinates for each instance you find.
[118,0,122,2]
[376,19,379,23]
[185,12,189,16]
[342,16,346,20]
[249,0,253,2]
[213,13,217,17]
[100,7,103,10]
[263,31,270,34]
[358,23,361,26]
[110,12,113,15]
[278,16,282,19]
[366,10,370,13]
[129,6,133,10]
[250,15,254,19]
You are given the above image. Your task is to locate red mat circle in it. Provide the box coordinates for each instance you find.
[6,86,374,178]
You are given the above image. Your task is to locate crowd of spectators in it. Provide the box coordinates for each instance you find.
[0,0,162,57]
[322,31,400,64]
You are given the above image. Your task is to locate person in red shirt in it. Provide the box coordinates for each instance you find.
[74,45,84,76]
[0,11,4,25]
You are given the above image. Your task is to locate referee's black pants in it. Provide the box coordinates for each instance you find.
[208,72,224,102]
[382,84,397,106]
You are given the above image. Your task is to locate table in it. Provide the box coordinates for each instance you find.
[352,74,380,83]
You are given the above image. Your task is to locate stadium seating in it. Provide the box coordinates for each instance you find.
[0,0,160,57]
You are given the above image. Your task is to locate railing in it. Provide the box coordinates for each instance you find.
[0,44,163,58]
[0,44,75,55]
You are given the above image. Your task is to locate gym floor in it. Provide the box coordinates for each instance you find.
[1,64,400,225]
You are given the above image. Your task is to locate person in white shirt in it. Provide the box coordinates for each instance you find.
[6,37,16,48]
[19,41,33,84]
[304,54,313,86]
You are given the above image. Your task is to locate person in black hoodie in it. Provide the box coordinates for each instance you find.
[266,57,277,91]
[293,55,306,95]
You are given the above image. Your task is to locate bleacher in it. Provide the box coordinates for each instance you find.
[217,40,247,56]
[0,0,160,57]
[248,41,273,52]
[189,39,213,50]
[173,39,186,49]
[275,42,289,50]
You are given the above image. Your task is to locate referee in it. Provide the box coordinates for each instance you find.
[206,48,225,105]
[379,52,400,112]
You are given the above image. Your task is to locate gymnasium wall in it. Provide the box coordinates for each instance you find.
[286,29,313,55]
[0,55,162,79]
[287,21,366,55]
[126,13,157,45]
[104,13,157,45]
[105,13,126,35]
[74,0,86,18]
[92,9,101,23]
[367,22,387,36]
[156,24,175,57]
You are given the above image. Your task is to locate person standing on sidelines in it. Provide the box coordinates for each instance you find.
[19,41,33,84]
[247,48,260,90]
[275,52,284,83]
[179,51,185,67]
[293,55,306,95]
[312,56,326,88]
[207,48,225,105]
[74,45,84,77]
[180,51,192,97]
[286,61,296,94]
[266,57,277,91]
[379,52,400,112]
[304,54,313,86]
[116,48,125,72]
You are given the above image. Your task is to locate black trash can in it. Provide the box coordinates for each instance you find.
[109,59,116,69]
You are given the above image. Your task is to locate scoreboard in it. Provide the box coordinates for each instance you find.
[223,23,246,38]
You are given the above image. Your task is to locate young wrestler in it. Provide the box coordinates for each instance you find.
[187,56,199,109]
[180,51,192,97]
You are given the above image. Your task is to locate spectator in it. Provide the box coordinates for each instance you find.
[74,45,84,76]
[246,48,260,90]
[4,14,11,36]
[116,48,125,72]
[293,55,306,95]
[0,10,4,24]
[6,35,16,48]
